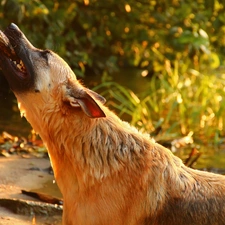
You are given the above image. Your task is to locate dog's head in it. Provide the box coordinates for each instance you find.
[0,23,105,119]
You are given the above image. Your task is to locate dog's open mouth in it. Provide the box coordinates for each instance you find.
[0,23,36,91]
[0,41,28,79]
[0,26,27,79]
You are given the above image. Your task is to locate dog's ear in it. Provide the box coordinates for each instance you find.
[87,89,106,105]
[63,82,106,118]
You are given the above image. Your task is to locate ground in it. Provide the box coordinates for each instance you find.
[0,155,62,225]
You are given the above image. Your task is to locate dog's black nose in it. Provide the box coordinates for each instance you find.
[5,23,22,38]
[9,23,19,30]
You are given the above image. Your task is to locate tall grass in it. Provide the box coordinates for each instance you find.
[94,68,225,144]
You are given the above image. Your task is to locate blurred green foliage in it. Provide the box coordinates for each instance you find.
[95,70,225,144]
[1,0,225,77]
[1,0,225,143]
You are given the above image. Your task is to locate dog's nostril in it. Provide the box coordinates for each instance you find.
[34,89,40,93]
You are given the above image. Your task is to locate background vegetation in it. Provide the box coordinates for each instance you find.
[1,0,225,144]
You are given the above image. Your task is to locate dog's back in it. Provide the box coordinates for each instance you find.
[35,103,225,225]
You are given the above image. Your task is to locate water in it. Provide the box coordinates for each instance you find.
[31,179,62,199]
[175,145,225,174]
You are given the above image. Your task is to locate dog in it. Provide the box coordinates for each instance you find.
[1,23,225,225]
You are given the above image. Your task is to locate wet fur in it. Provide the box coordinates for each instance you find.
[13,52,225,225]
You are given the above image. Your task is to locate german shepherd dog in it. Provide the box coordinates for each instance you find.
[1,24,225,225]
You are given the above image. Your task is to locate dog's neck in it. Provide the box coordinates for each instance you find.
[17,96,158,196]
[24,102,151,185]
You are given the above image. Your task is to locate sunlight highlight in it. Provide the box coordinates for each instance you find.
[141,70,148,77]
[125,4,131,12]
[84,0,89,5]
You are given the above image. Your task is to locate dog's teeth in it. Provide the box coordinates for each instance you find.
[8,59,26,72]
[12,59,26,73]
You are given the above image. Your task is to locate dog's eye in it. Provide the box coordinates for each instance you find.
[39,50,50,62]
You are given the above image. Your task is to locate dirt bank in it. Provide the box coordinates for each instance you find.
[0,155,62,225]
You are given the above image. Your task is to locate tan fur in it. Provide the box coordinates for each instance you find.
[13,52,225,225]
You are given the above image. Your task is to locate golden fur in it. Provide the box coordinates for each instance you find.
[12,52,225,225]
